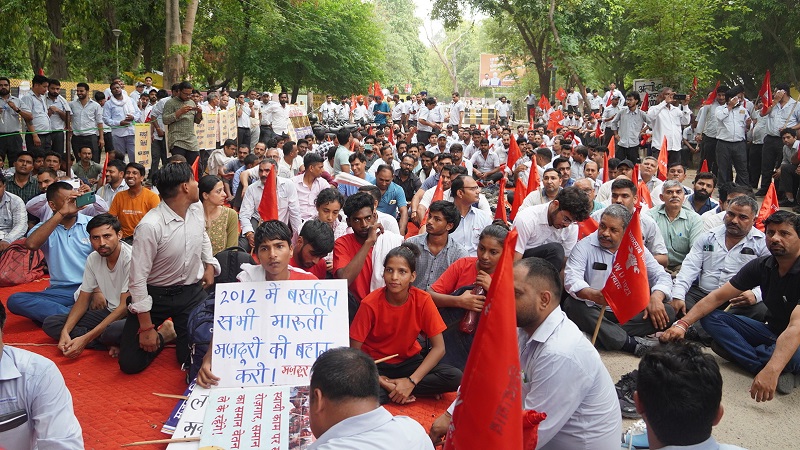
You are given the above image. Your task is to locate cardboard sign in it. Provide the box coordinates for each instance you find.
[134,122,151,168]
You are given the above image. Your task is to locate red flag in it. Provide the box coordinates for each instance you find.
[511,180,527,221]
[368,84,374,96]
[556,87,567,102]
[526,164,540,195]
[638,181,653,208]
[691,76,699,95]
[538,95,551,112]
[755,182,779,232]
[758,70,772,115]
[601,208,650,324]
[602,152,609,183]
[657,137,668,181]
[507,135,522,169]
[578,217,599,240]
[529,119,534,130]
[632,163,639,185]
[608,136,616,159]
[494,177,508,223]
[606,89,615,106]
[419,174,445,230]
[367,125,373,136]
[547,110,563,133]
[257,162,279,222]
[702,80,721,106]
[445,229,537,450]
[191,157,200,181]
[350,95,357,112]
[595,122,603,138]
[374,81,382,98]
[641,92,649,112]
[700,159,709,173]
[387,127,395,145]
[99,153,110,186]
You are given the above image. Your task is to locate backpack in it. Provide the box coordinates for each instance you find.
[0,239,46,287]
[186,292,216,383]
[214,246,255,284]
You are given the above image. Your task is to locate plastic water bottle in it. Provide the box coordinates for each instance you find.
[459,286,485,334]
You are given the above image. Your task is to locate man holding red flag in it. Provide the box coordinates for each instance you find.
[431,256,620,449]
[239,158,301,251]
[564,204,674,356]
[758,83,800,196]
[694,85,728,175]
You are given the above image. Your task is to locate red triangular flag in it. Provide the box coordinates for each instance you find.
[547,110,563,133]
[257,162,279,222]
[632,164,639,186]
[601,208,650,324]
[638,180,653,208]
[595,122,603,138]
[556,87,566,102]
[691,76,699,95]
[755,182,779,232]
[758,70,772,115]
[99,153,110,186]
[657,137,668,181]
[608,137,616,159]
[700,159,709,173]
[538,95,551,112]
[445,229,536,450]
[511,180,527,221]
[494,177,508,223]
[606,89,614,106]
[191,157,199,181]
[702,81,721,105]
[602,152,609,183]
[578,217,599,240]
[641,92,649,112]
[350,95,357,112]
[418,174,445,231]
[507,135,522,169]
[367,125,373,136]
[387,126,395,145]
[374,81,382,98]
[526,164,540,195]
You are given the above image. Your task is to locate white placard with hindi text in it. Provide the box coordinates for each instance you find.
[200,386,289,450]
[212,280,349,389]
[166,384,210,450]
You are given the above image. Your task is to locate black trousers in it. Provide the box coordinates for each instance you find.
[150,139,167,180]
[700,135,718,175]
[0,134,22,166]
[779,163,800,197]
[522,242,566,270]
[118,282,206,374]
[716,140,749,188]
[749,143,762,189]
[42,308,126,349]
[416,130,433,146]
[259,125,277,144]
[50,130,66,159]
[237,127,251,148]
[25,132,52,154]
[618,145,640,163]
[376,353,462,404]
[71,134,99,163]
[761,135,783,192]
[602,128,614,146]
[171,145,200,166]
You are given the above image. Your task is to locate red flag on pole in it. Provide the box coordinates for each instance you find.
[386,126,395,145]
[608,136,616,159]
[257,162,279,222]
[638,180,653,208]
[601,208,651,324]
[526,164,540,195]
[538,95,551,112]
[419,174,445,230]
[494,177,508,223]
[374,81,382,98]
[578,217,599,240]
[511,180,527,221]
[755,182,779,232]
[595,122,603,139]
[529,119,534,130]
[507,136,522,169]
[547,110,563,133]
[758,70,772,115]
[632,163,639,185]
[700,160,709,173]
[702,81,721,106]
[606,89,615,106]
[191,157,200,181]
[99,154,110,186]
[641,92,649,112]
[691,76,698,95]
[555,87,567,102]
[657,137,668,181]
[350,95,357,112]
[445,229,543,450]
[602,152,609,183]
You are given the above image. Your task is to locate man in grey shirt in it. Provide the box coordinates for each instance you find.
[612,91,648,163]
[406,200,467,290]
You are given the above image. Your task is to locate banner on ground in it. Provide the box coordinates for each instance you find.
[134,123,151,168]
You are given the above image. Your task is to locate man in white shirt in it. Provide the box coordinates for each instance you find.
[493,96,510,126]
[262,91,291,136]
[714,87,751,188]
[450,175,492,256]
[69,82,104,163]
[352,97,369,126]
[612,91,648,163]
[0,173,26,252]
[694,86,727,175]
[429,258,621,449]
[95,159,129,205]
[240,158,302,250]
[45,79,72,162]
[319,95,338,123]
[308,347,433,450]
[646,87,691,165]
[566,87,582,114]
[600,96,620,147]
[448,92,465,129]
[18,75,53,154]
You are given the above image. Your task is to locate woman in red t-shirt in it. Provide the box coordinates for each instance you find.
[350,243,462,405]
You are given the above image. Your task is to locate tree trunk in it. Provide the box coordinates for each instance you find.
[291,85,301,104]
[26,25,47,75]
[46,0,68,78]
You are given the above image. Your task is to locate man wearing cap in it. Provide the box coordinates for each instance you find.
[596,158,635,204]
[130,82,146,105]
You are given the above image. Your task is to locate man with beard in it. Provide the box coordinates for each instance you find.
[374,165,408,235]
[262,91,291,137]
[95,159,129,204]
[648,180,704,272]
[661,211,800,399]
[0,77,23,166]
[394,154,422,203]
[108,162,160,240]
[42,214,131,358]
[686,172,718,214]
[70,82,105,163]
[518,168,562,211]
[405,200,467,290]
[162,81,203,166]
[103,81,140,162]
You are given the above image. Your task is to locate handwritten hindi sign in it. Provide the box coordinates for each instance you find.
[633,78,663,110]
[195,119,210,151]
[225,108,237,141]
[219,110,230,145]
[166,383,210,450]
[206,112,219,148]
[200,386,289,450]
[212,280,348,389]
[134,122,152,168]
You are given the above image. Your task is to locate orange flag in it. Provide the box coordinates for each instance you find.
[632,163,639,185]
[602,152,609,183]
[547,110,563,133]
[641,92,649,112]
[507,135,522,169]
[494,177,508,223]
[526,164,540,195]
[755,182,779,232]
[511,180,527,221]
[595,122,603,139]
[702,80,721,106]
[758,70,772,115]
[257,162,279,222]
[538,95,551,112]
[700,159,709,173]
[445,229,544,450]
[607,136,616,159]
[419,173,445,230]
[556,87,567,102]
[578,217,599,240]
[601,208,650,324]
[99,153,110,186]
[191,157,200,181]
[387,126,395,145]
[657,137,668,181]
[638,180,653,208]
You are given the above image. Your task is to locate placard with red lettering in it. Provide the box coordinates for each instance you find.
[200,386,289,450]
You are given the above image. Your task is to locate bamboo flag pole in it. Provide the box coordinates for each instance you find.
[374,354,399,364]
[591,309,604,345]
[121,437,200,447]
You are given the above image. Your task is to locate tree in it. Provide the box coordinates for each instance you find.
[373,0,427,94]
[163,0,199,87]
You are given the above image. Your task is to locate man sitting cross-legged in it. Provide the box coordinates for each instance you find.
[42,213,134,358]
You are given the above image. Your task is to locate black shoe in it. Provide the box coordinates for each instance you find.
[779,199,796,207]
[754,189,769,197]
[615,370,638,399]
[619,395,641,419]
[684,325,713,347]
[710,341,735,363]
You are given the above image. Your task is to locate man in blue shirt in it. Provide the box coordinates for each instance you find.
[7,182,92,325]
[374,165,408,235]
[373,95,390,129]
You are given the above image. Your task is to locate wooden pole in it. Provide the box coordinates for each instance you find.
[152,393,189,400]
[121,437,200,447]
[591,308,605,345]
[374,354,399,364]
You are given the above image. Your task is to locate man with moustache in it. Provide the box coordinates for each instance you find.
[108,162,160,240]
[70,83,105,163]
[686,172,719,214]
[394,154,422,203]
[648,180,704,272]
[406,200,467,290]
[18,74,52,154]
[95,159,129,205]
[239,158,302,251]
[0,77,23,166]
[103,81,140,162]
[262,91,291,136]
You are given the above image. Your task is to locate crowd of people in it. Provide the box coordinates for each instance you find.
[1,74,800,449]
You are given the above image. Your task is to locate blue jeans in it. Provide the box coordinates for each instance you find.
[7,284,79,324]
[701,310,800,375]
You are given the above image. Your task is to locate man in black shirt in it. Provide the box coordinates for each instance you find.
[662,211,800,402]
[393,154,421,203]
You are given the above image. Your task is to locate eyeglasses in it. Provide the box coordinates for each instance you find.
[463,186,481,191]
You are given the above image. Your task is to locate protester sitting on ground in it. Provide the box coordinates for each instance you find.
[350,243,463,405]
[775,128,800,210]
[239,158,302,251]
[196,220,317,388]
[95,159,129,205]
[449,175,493,256]
[304,347,434,450]
[0,172,27,252]
[662,210,800,400]
[292,152,331,221]
[686,172,719,214]
[334,192,384,308]
[338,152,375,198]
[71,147,103,186]
[406,200,467,290]
[635,342,746,450]
[357,185,402,235]
[564,204,675,356]
[517,168,562,211]
[0,302,84,449]
[651,162,693,207]
[199,175,239,255]
[7,182,93,325]
[596,158,635,203]
[429,257,621,448]
[418,165,491,215]
[290,219,335,279]
[27,170,108,222]
[5,152,39,203]
[374,165,409,235]
[108,162,160,240]
[702,183,753,231]
[648,180,704,272]
[42,214,130,358]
